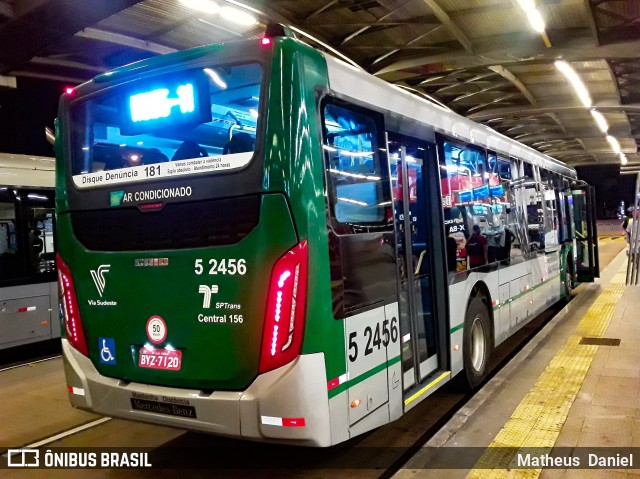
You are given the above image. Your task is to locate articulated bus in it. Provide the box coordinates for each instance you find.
[57,25,598,446]
[0,154,58,350]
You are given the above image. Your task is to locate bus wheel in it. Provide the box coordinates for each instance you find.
[462,297,492,390]
[564,257,574,298]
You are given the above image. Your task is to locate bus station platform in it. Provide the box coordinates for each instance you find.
[396,241,640,479]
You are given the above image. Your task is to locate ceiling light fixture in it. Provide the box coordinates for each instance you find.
[179,0,219,14]
[219,6,257,25]
[516,0,550,47]
[620,153,628,165]
[606,135,621,154]
[590,110,609,133]
[555,60,591,108]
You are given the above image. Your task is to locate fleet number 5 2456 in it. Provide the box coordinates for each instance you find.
[194,258,247,276]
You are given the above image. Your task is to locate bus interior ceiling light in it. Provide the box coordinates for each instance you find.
[555,60,591,108]
[620,153,628,165]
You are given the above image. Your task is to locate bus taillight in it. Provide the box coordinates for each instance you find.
[57,254,89,357]
[259,241,308,374]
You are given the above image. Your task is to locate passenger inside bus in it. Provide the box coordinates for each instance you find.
[142,148,169,164]
[223,132,255,155]
[172,141,208,161]
[467,224,488,268]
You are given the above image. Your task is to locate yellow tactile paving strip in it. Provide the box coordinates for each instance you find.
[466,270,627,479]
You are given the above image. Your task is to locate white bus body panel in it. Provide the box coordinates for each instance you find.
[328,304,403,442]
[0,281,59,349]
[0,154,55,188]
[64,340,333,446]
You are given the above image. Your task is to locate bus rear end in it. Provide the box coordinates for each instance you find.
[57,38,334,446]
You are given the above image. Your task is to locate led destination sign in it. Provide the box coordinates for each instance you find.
[129,84,195,122]
[121,73,211,134]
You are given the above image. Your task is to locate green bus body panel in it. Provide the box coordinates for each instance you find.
[56,37,347,391]
[57,194,297,390]
[261,39,346,383]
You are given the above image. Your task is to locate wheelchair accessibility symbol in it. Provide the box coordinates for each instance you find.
[99,337,116,365]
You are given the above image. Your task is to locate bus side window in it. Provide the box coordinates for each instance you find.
[489,157,521,264]
[23,189,56,276]
[438,138,488,272]
[322,102,391,227]
[320,98,395,319]
[521,162,544,252]
[0,188,20,280]
[510,157,530,256]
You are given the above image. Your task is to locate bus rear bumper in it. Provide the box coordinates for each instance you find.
[62,339,332,446]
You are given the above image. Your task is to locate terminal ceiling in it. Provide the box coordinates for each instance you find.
[0,0,639,169]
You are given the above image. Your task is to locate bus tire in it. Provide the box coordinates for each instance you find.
[564,256,574,298]
[462,297,492,390]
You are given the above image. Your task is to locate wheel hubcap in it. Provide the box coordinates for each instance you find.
[470,317,486,372]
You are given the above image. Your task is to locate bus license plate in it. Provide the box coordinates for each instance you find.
[138,348,182,371]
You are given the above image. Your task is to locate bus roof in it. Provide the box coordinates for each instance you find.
[0,153,55,188]
[323,53,577,180]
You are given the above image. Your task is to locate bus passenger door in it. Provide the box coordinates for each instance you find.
[571,185,599,281]
[388,134,447,399]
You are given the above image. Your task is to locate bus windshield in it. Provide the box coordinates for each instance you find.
[69,62,263,189]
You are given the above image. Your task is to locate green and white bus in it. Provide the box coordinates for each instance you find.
[57,25,598,447]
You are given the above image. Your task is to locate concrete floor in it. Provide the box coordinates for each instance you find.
[395,238,638,478]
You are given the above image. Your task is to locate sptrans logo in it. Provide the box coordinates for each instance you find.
[198,285,219,308]
[90,265,110,297]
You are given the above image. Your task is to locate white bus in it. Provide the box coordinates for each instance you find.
[57,31,600,446]
[0,153,58,350]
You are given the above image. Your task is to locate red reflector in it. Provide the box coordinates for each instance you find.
[18,307,27,313]
[139,202,163,210]
[282,418,305,427]
[327,373,348,390]
[57,254,89,357]
[327,378,340,390]
[259,241,308,374]
[67,386,73,394]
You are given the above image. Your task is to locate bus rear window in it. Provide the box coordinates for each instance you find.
[70,62,262,188]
